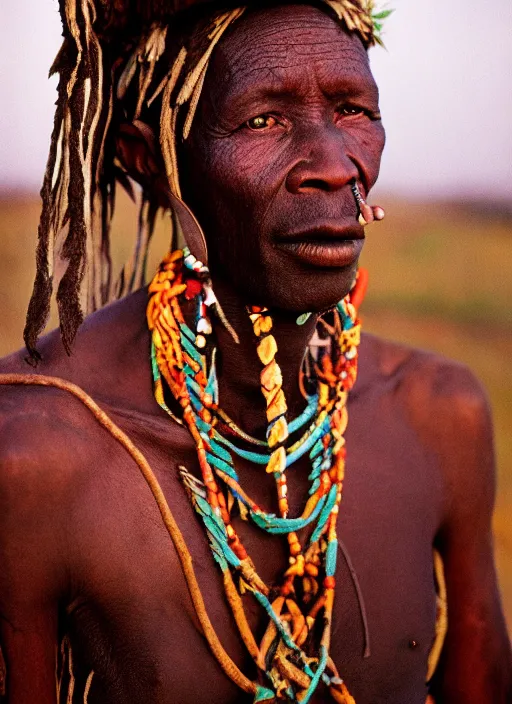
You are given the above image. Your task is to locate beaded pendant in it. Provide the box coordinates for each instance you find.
[147,248,366,704]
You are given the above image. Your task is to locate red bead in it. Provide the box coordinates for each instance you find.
[324,576,336,589]
[185,278,202,300]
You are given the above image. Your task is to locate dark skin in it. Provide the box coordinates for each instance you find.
[0,5,510,703]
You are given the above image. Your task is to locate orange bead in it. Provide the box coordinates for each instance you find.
[289,542,302,556]
[290,540,302,557]
[305,563,319,577]
[280,582,294,597]
[324,576,336,590]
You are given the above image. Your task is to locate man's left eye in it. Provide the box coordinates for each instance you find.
[337,106,365,118]
[246,115,277,131]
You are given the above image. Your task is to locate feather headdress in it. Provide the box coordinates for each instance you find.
[24,0,390,357]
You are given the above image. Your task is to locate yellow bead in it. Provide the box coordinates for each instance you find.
[257,335,277,366]
[267,416,289,448]
[285,555,305,578]
[333,438,346,456]
[154,379,165,405]
[153,328,163,349]
[255,315,273,336]
[266,446,286,474]
[319,383,329,408]
[262,384,279,404]
[267,389,287,422]
[261,359,282,391]
[288,533,301,555]
[279,498,289,515]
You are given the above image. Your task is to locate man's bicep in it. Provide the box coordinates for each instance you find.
[429,366,511,702]
[0,502,60,704]
[432,521,511,702]
[0,420,69,703]
[0,513,60,704]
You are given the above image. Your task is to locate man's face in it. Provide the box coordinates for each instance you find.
[180,3,385,313]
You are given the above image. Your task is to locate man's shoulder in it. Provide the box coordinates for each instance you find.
[0,371,102,503]
[0,292,148,486]
[0,372,91,604]
[0,288,154,411]
[361,332,493,491]
[361,331,488,415]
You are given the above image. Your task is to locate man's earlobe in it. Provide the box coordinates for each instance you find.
[115,120,160,184]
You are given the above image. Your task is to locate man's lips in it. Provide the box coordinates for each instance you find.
[273,223,365,268]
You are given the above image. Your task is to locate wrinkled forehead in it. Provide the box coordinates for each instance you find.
[205,4,373,104]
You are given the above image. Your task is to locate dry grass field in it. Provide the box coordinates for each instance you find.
[1,191,511,632]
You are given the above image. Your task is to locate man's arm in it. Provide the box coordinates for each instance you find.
[422,362,512,702]
[0,400,72,703]
[0,611,59,704]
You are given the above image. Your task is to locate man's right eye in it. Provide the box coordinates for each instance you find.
[245,115,277,131]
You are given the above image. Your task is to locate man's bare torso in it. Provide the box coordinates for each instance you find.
[0,290,491,703]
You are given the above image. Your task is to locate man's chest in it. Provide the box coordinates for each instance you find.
[63,398,443,704]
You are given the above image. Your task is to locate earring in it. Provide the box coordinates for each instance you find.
[169,190,209,265]
[351,182,385,226]
[182,246,240,345]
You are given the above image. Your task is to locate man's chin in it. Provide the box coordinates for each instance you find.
[247,281,358,317]
[264,262,360,313]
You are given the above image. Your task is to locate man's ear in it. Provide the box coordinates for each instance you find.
[115,120,161,185]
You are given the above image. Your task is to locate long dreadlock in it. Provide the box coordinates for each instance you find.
[24,0,383,359]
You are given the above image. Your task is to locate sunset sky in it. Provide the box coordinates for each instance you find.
[1,0,511,199]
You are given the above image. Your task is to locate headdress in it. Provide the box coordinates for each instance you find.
[24,0,390,357]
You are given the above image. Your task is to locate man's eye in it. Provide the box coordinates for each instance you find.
[337,106,365,118]
[246,115,277,131]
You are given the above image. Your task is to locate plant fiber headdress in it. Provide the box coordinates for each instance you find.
[24,0,389,357]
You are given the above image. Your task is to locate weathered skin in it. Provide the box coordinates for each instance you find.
[0,5,510,704]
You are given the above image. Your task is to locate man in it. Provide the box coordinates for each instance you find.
[0,2,510,703]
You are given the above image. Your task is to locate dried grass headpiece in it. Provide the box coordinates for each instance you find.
[24,0,391,358]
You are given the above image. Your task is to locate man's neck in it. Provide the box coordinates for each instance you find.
[210,276,318,440]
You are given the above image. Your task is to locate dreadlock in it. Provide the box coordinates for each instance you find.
[24,0,382,359]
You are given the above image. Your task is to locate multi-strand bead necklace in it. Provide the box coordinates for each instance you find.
[147,248,366,704]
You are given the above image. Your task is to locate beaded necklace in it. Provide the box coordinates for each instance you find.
[147,248,366,704]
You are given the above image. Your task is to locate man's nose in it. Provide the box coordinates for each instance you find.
[285,127,359,194]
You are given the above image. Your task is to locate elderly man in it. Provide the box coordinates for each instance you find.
[0,1,510,703]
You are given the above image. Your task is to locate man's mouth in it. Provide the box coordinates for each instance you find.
[273,223,365,268]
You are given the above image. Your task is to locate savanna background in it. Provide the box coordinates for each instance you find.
[1,0,511,636]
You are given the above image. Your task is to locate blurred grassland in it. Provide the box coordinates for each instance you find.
[0,191,511,632]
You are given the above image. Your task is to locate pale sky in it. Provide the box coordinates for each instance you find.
[1,0,511,199]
